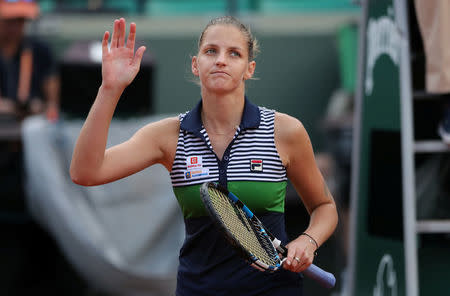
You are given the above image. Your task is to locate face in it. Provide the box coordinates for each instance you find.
[192,25,256,94]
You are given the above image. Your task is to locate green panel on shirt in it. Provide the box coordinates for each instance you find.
[173,181,287,219]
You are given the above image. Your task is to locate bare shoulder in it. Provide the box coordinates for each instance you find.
[274,112,311,168]
[137,115,180,147]
[157,116,181,147]
[130,116,180,168]
[274,111,308,142]
[137,116,180,137]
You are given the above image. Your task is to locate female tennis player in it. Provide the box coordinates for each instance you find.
[70,16,338,295]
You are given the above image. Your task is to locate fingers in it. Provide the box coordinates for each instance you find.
[110,18,126,48]
[126,22,136,50]
[110,19,119,48]
[284,252,313,273]
[118,18,126,47]
[105,18,144,66]
[102,31,109,56]
[285,249,304,271]
[285,245,297,267]
[132,46,146,68]
[109,18,137,50]
[283,243,314,273]
[296,254,313,272]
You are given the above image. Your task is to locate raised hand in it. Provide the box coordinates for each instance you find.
[101,18,146,91]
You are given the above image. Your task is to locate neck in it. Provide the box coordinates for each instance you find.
[201,89,245,134]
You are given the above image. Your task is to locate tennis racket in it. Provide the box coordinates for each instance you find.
[200,182,336,289]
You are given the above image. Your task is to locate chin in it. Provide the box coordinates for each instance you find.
[206,81,242,93]
[204,84,233,94]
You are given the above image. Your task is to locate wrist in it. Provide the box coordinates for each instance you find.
[99,83,124,100]
[300,232,319,256]
[99,82,124,94]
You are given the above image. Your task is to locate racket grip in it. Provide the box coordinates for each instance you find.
[303,264,336,289]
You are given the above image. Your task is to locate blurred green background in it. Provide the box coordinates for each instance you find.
[36,10,358,151]
[1,1,360,295]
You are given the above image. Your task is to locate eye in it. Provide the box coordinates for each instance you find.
[205,48,216,54]
[230,51,241,57]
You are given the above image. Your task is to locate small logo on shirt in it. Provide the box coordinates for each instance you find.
[184,156,209,179]
[186,156,202,169]
[184,169,209,179]
[250,159,263,172]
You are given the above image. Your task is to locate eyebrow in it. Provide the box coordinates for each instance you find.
[202,43,244,51]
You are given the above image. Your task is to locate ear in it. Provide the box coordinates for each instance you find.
[244,60,256,80]
[191,56,199,76]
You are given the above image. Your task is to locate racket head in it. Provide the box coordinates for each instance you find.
[200,182,283,272]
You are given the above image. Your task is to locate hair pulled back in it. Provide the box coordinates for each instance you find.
[198,16,259,61]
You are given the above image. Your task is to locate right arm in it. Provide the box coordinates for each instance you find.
[70,18,177,186]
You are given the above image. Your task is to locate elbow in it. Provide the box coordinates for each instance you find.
[70,170,87,186]
[70,164,95,186]
[70,174,87,186]
[332,203,339,231]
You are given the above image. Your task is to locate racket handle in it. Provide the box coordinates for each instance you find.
[303,264,336,289]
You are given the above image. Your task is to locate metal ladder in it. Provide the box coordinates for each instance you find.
[399,1,450,295]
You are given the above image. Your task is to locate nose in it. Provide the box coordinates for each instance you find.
[215,52,227,66]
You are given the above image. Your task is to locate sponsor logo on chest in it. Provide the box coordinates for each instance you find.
[184,156,209,179]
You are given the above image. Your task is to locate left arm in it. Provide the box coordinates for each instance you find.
[275,112,338,273]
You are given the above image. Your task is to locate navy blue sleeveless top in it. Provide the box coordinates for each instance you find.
[171,99,303,295]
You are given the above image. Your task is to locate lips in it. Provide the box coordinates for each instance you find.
[211,71,230,76]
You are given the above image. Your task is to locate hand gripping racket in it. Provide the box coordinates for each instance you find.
[200,182,336,289]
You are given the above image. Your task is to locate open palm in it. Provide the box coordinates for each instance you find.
[101,18,146,91]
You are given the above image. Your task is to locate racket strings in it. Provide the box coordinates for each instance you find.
[250,219,279,259]
[208,187,279,267]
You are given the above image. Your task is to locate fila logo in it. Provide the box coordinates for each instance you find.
[250,159,263,172]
